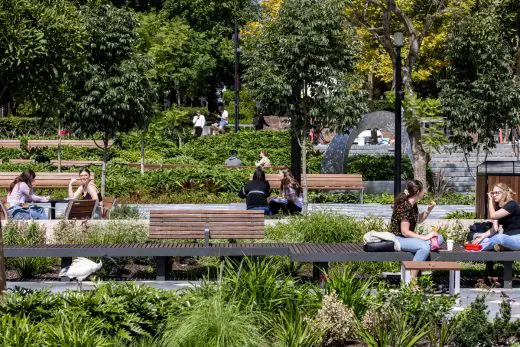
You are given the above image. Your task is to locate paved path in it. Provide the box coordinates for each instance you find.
[128,203,474,219]
[5,281,518,319]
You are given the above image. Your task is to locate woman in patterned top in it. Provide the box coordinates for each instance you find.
[390,180,441,279]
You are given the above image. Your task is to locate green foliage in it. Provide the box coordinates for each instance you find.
[266,212,385,244]
[110,204,142,219]
[161,294,266,347]
[272,308,323,347]
[0,0,85,109]
[3,221,57,278]
[440,4,520,152]
[0,117,57,138]
[52,220,148,245]
[346,154,414,180]
[243,0,367,133]
[0,315,43,346]
[452,295,493,347]
[325,267,372,317]
[446,210,476,219]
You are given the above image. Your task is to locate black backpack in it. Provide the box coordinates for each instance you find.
[467,221,493,242]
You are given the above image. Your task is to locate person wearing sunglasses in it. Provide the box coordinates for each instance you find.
[472,183,520,251]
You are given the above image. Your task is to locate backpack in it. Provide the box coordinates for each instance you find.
[466,221,493,242]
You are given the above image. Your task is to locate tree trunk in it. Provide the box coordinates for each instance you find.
[57,119,62,173]
[101,138,108,197]
[367,72,374,100]
[140,132,145,175]
[409,128,428,189]
[301,129,308,214]
[0,221,5,298]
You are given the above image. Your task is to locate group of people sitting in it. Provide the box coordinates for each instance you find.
[4,168,102,220]
[390,179,520,279]
[239,167,303,216]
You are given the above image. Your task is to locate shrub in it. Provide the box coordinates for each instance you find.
[452,295,493,347]
[446,210,476,219]
[110,204,142,219]
[312,291,357,346]
[0,315,43,346]
[325,267,373,317]
[52,220,147,245]
[160,294,266,347]
[346,155,414,181]
[266,212,386,244]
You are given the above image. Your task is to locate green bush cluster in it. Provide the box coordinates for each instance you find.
[346,154,414,181]
[1,260,517,346]
[0,117,57,138]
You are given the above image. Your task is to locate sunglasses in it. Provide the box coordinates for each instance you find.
[490,191,503,195]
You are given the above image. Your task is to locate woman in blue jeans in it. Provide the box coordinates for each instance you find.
[472,183,520,251]
[390,180,443,279]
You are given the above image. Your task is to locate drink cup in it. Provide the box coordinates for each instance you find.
[447,239,454,251]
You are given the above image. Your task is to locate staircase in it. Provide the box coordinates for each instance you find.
[430,144,519,192]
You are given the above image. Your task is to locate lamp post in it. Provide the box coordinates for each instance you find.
[233,17,240,133]
[394,31,404,198]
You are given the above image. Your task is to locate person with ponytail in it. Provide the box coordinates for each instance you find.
[472,183,520,251]
[6,169,49,220]
[389,180,441,278]
[268,168,303,215]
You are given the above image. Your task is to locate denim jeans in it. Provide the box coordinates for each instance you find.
[397,235,445,261]
[248,206,271,215]
[7,206,48,220]
[480,233,520,251]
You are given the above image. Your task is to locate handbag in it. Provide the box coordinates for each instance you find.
[430,236,440,251]
[364,241,395,252]
[467,221,493,242]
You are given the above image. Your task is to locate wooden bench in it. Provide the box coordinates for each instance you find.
[63,199,98,220]
[26,139,113,149]
[10,159,103,166]
[149,209,265,244]
[0,140,21,149]
[264,173,364,203]
[401,261,461,300]
[0,172,94,189]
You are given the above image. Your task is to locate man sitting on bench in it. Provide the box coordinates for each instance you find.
[389,180,443,280]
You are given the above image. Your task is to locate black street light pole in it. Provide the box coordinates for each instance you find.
[234,17,240,133]
[394,32,404,198]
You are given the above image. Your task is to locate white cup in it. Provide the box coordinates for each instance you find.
[447,239,454,251]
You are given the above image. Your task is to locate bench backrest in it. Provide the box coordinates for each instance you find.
[0,172,94,189]
[149,210,265,240]
[27,140,113,149]
[263,173,363,190]
[10,159,103,166]
[63,199,97,220]
[0,140,21,149]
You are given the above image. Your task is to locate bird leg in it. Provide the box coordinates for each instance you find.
[76,279,82,291]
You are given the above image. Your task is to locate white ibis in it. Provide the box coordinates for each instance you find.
[59,256,116,290]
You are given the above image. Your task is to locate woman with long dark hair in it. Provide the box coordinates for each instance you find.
[238,167,271,215]
[6,169,49,220]
[389,179,441,279]
[472,183,520,251]
[269,169,303,215]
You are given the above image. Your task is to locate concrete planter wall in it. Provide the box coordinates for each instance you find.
[363,180,408,194]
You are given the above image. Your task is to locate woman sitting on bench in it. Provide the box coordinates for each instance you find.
[472,183,520,251]
[390,180,442,279]
[68,168,103,215]
[238,168,271,215]
[269,169,303,215]
[6,169,49,220]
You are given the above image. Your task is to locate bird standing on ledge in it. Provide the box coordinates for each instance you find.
[59,256,115,290]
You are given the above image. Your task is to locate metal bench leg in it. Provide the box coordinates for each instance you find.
[312,262,329,285]
[360,190,364,204]
[503,261,513,289]
[449,270,461,304]
[60,257,72,282]
[400,264,411,284]
[156,257,168,281]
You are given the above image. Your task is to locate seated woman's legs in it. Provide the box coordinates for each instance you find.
[480,233,505,251]
[268,200,287,215]
[286,201,302,214]
[495,234,520,250]
[248,206,271,215]
[398,237,431,261]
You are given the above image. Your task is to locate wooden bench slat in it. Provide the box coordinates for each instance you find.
[402,261,462,271]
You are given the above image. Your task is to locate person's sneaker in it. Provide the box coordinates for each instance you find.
[494,244,510,252]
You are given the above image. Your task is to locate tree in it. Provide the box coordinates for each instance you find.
[243,0,367,210]
[0,0,84,112]
[439,3,520,153]
[346,0,472,187]
[66,4,157,195]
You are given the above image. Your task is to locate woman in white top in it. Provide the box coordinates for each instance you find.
[7,169,49,220]
[268,168,303,215]
[255,150,271,168]
[192,111,206,137]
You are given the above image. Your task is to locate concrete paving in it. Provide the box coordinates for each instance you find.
[5,281,519,319]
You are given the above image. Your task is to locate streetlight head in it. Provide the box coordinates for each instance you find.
[394,32,404,47]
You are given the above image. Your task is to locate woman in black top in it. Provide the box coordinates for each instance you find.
[238,168,271,215]
[472,183,520,251]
